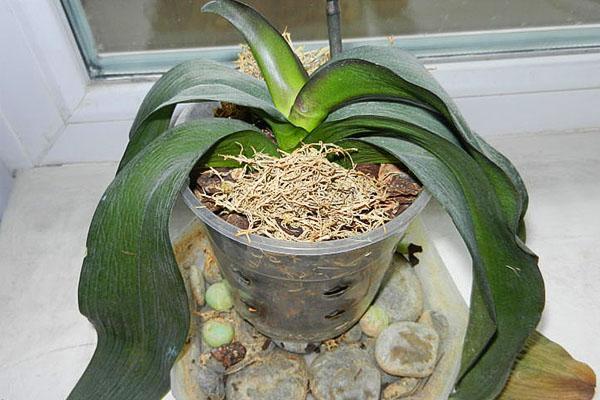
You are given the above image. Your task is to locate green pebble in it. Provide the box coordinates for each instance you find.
[202,320,234,348]
[205,281,234,311]
[360,305,390,337]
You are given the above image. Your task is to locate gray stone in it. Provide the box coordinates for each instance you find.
[222,312,273,374]
[202,250,223,284]
[375,322,439,378]
[170,333,225,400]
[339,323,363,344]
[189,264,205,307]
[360,337,401,386]
[225,350,308,400]
[374,255,424,323]
[273,340,320,354]
[418,310,449,358]
[310,346,381,400]
[382,377,421,399]
[197,357,226,399]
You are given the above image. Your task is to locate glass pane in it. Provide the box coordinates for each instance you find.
[62,0,600,76]
[79,0,600,53]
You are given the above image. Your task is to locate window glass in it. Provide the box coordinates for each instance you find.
[63,0,600,76]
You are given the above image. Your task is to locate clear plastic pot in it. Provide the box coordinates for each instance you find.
[182,187,430,342]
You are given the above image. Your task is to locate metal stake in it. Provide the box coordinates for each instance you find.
[326,0,342,56]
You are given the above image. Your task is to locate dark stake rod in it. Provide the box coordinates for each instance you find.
[326,0,342,56]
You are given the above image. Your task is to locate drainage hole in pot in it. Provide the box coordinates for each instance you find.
[324,309,346,320]
[240,298,258,313]
[323,284,350,298]
[233,269,252,286]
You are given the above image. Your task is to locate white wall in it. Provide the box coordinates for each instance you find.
[0,159,13,221]
[0,0,87,218]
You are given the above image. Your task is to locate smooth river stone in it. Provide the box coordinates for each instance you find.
[273,340,321,354]
[339,323,363,344]
[360,337,406,386]
[170,330,225,400]
[374,255,424,323]
[375,322,439,378]
[189,264,205,307]
[382,377,421,399]
[310,346,381,400]
[418,310,450,359]
[225,350,308,400]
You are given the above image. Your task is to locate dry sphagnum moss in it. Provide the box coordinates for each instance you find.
[196,143,403,242]
[235,30,330,78]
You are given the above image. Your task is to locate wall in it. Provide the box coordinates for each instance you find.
[0,159,12,221]
[0,0,87,218]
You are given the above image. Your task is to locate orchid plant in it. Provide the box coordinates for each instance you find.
[69,1,544,399]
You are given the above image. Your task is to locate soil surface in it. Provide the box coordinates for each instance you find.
[192,162,422,239]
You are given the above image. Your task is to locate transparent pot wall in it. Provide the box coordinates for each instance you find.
[182,188,430,342]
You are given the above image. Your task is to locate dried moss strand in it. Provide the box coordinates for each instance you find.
[235,31,330,78]
[198,143,400,242]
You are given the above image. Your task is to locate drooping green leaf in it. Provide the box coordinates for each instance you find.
[325,102,460,146]
[70,119,262,400]
[334,139,398,167]
[202,0,308,115]
[119,59,283,170]
[300,57,529,378]
[313,116,544,399]
[296,45,527,236]
[199,129,278,168]
[311,119,497,377]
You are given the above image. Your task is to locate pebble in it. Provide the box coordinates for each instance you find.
[418,310,449,359]
[203,248,223,284]
[202,319,235,348]
[382,377,421,399]
[375,322,439,378]
[197,356,226,399]
[339,323,363,344]
[225,350,308,400]
[310,346,381,400]
[273,340,319,354]
[170,333,225,400]
[231,312,271,360]
[360,304,390,337]
[189,264,205,307]
[205,281,234,311]
[359,337,400,386]
[374,255,424,322]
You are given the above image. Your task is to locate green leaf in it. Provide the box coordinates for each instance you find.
[202,0,308,115]
[312,117,497,375]
[260,116,309,151]
[287,57,422,132]
[301,53,529,378]
[315,115,544,399]
[199,130,278,167]
[324,102,460,146]
[70,119,262,400]
[120,59,283,170]
[338,46,530,230]
[334,139,398,167]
